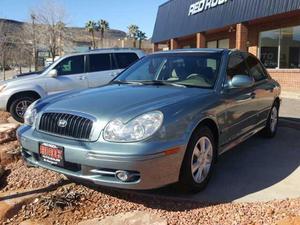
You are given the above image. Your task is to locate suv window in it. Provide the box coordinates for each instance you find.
[55,55,84,76]
[89,54,111,72]
[245,54,268,82]
[115,53,139,69]
[227,53,250,81]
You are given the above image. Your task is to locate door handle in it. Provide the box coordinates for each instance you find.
[247,92,256,99]
[237,92,256,102]
[110,72,118,77]
[79,76,87,80]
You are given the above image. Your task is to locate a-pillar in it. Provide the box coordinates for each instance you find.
[236,23,248,51]
[196,32,206,48]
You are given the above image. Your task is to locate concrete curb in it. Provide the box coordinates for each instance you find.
[281,91,300,100]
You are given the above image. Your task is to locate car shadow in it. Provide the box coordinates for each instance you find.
[84,118,300,211]
[144,119,300,203]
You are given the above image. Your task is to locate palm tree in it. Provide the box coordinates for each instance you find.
[127,25,139,48]
[97,19,109,48]
[137,30,147,49]
[85,20,97,49]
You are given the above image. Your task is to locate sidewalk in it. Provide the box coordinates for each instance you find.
[281,90,300,100]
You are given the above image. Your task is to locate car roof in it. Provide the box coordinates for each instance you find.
[62,48,145,57]
[152,48,229,55]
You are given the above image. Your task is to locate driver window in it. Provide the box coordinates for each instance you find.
[227,54,250,82]
[55,55,84,76]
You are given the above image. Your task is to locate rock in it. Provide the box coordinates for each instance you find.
[0,141,20,166]
[0,190,40,223]
[7,116,21,125]
[19,219,47,225]
[0,123,19,144]
[78,211,167,225]
[0,165,4,179]
[275,216,300,225]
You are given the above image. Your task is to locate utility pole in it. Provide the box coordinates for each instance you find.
[31,13,38,71]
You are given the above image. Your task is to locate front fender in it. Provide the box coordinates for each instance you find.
[183,113,219,144]
[5,84,47,99]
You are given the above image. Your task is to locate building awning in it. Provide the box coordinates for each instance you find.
[152,0,300,43]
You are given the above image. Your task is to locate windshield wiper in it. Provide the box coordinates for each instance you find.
[140,80,186,88]
[111,80,143,85]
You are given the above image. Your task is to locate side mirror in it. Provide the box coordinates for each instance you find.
[229,75,254,88]
[48,69,58,78]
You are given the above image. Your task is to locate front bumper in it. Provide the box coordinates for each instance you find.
[17,126,186,190]
[0,92,9,111]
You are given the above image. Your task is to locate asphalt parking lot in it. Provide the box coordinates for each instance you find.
[145,97,300,203]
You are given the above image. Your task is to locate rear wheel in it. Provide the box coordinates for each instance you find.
[260,103,279,138]
[178,126,216,192]
[9,96,37,123]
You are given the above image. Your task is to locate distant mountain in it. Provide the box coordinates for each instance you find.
[0,18,127,42]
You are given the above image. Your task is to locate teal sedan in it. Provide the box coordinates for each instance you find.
[17,49,281,192]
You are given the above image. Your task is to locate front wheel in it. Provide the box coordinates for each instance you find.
[260,103,279,138]
[178,126,216,192]
[9,96,36,123]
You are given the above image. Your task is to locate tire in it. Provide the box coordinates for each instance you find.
[9,96,37,123]
[260,102,279,138]
[178,126,216,192]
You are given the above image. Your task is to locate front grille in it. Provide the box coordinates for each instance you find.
[38,112,93,140]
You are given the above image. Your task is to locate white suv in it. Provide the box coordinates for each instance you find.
[0,48,145,122]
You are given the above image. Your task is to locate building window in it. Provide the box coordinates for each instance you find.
[259,25,300,69]
[207,39,229,49]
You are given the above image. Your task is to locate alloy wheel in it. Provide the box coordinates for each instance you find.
[191,136,213,184]
[15,100,32,117]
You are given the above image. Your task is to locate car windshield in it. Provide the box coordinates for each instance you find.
[114,52,222,88]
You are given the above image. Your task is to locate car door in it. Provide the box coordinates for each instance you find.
[243,53,276,125]
[221,52,257,145]
[86,53,116,88]
[45,55,89,94]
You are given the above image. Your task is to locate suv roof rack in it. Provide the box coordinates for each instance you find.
[88,47,140,52]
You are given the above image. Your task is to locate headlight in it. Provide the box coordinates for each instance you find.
[0,85,7,92]
[24,101,38,126]
[103,111,163,142]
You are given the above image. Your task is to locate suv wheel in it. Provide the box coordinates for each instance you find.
[178,126,216,192]
[260,103,279,138]
[9,96,37,123]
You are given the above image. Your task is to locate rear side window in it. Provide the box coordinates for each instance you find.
[89,54,111,72]
[245,54,268,82]
[115,53,139,69]
[55,55,84,76]
[227,53,250,80]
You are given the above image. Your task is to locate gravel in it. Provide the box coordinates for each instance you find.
[0,160,63,193]
[2,180,300,225]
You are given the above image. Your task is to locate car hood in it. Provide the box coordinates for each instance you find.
[41,84,212,122]
[0,74,41,86]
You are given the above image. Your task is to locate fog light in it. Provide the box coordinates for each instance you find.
[115,170,131,182]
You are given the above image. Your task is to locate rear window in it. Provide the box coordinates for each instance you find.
[89,54,111,72]
[115,53,139,69]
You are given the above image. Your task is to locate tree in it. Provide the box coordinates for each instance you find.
[85,20,97,49]
[137,30,147,49]
[127,25,139,48]
[0,20,13,79]
[31,0,69,62]
[97,19,109,48]
[30,13,38,71]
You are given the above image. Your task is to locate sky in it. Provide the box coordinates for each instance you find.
[0,0,166,37]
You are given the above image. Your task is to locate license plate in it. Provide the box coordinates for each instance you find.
[39,143,64,167]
